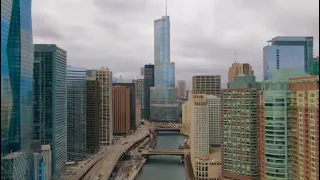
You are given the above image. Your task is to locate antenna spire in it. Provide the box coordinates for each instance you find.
[234,50,237,63]
[165,0,168,16]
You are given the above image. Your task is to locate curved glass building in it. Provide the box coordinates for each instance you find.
[1,0,34,178]
[260,69,308,180]
[150,15,179,122]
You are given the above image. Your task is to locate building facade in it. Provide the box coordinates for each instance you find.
[192,75,221,96]
[228,62,254,82]
[32,145,52,180]
[67,66,87,161]
[113,83,136,133]
[177,80,186,99]
[96,67,113,146]
[112,86,131,136]
[150,15,180,122]
[260,69,308,180]
[86,69,97,80]
[1,0,34,178]
[144,64,154,119]
[132,78,144,119]
[206,95,221,146]
[33,44,67,177]
[221,75,260,180]
[86,79,100,154]
[263,36,314,80]
[289,76,319,180]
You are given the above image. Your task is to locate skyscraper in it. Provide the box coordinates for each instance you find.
[289,75,319,180]
[67,66,87,161]
[112,86,131,136]
[1,0,34,178]
[86,79,100,154]
[259,69,308,180]
[144,64,154,120]
[228,62,254,82]
[221,75,260,179]
[132,78,144,119]
[263,36,314,80]
[113,83,136,133]
[206,95,221,146]
[150,13,180,122]
[177,80,186,99]
[96,67,113,146]
[192,75,221,96]
[33,44,67,178]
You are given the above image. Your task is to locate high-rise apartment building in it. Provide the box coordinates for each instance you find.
[206,95,221,146]
[67,66,87,161]
[96,67,113,146]
[140,67,145,77]
[186,91,222,179]
[177,80,186,99]
[144,64,154,119]
[289,75,319,180]
[221,75,260,180]
[132,78,144,119]
[228,62,254,82]
[192,75,221,96]
[1,0,34,178]
[263,36,314,80]
[189,93,209,158]
[113,83,136,133]
[260,69,308,180]
[112,86,131,135]
[86,79,100,154]
[150,14,180,122]
[33,44,67,177]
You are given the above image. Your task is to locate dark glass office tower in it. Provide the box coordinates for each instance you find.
[33,44,67,178]
[86,80,101,154]
[67,67,87,161]
[1,0,34,179]
[144,64,154,120]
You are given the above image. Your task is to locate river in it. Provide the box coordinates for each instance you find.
[136,132,186,180]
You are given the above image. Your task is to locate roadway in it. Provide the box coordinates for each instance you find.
[65,125,152,180]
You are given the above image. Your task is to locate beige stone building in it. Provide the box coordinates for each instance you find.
[289,76,319,180]
[184,90,222,180]
[228,62,254,83]
[96,67,113,146]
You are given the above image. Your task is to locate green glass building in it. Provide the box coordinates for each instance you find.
[33,44,67,178]
[260,69,308,180]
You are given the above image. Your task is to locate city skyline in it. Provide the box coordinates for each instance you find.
[32,0,319,87]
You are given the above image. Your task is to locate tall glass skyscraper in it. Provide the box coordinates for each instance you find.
[1,0,34,179]
[67,66,87,161]
[150,15,179,122]
[263,36,314,80]
[34,44,67,178]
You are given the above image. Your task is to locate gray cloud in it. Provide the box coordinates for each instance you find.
[32,0,319,87]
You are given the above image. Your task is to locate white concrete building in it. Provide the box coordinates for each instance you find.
[206,95,221,146]
[96,67,113,146]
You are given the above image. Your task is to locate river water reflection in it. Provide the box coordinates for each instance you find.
[136,132,186,180]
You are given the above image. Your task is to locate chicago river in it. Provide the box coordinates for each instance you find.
[136,132,187,180]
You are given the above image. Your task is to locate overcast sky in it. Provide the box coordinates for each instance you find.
[32,0,319,88]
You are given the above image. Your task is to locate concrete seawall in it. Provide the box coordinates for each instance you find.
[128,158,147,180]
